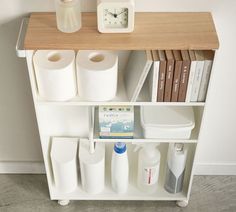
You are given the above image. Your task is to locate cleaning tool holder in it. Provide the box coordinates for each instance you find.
[79,139,105,194]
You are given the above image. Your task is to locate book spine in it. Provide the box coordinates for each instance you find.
[152,62,160,102]
[157,61,166,102]
[190,61,205,102]
[197,60,213,102]
[178,60,191,102]
[164,59,175,102]
[148,64,154,101]
[185,61,197,102]
[171,60,182,102]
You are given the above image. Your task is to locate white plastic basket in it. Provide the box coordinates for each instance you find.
[140,106,195,139]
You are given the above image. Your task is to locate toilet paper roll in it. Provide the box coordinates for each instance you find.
[33,50,77,101]
[51,137,78,193]
[79,139,105,194]
[76,50,118,101]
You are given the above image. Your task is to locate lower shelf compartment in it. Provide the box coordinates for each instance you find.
[47,143,196,201]
[50,181,187,201]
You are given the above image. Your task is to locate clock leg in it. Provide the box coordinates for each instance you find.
[58,200,70,206]
[176,200,189,207]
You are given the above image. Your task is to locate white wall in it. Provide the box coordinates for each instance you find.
[0,0,236,174]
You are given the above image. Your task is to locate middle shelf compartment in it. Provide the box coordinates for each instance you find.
[92,106,202,143]
[36,105,203,144]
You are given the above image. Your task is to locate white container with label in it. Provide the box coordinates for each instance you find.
[140,106,195,139]
[164,143,188,194]
[135,144,161,194]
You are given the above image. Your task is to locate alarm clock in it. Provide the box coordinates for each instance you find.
[97,0,135,33]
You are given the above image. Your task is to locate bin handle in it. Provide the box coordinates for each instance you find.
[16,18,29,58]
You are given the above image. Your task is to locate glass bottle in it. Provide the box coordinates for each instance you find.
[55,0,82,33]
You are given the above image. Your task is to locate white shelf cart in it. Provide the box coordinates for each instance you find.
[16,12,219,207]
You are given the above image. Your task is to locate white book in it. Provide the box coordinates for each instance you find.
[185,50,197,102]
[138,77,151,102]
[198,51,214,102]
[190,50,205,102]
[148,50,160,102]
[148,64,154,100]
[124,50,153,102]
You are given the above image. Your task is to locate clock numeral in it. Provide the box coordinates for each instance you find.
[103,8,129,28]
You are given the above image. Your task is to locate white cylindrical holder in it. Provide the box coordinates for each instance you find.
[76,50,118,101]
[51,137,78,193]
[33,50,77,101]
[79,139,105,194]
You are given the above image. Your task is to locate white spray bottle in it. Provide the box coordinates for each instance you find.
[164,143,188,194]
[111,142,129,194]
[134,143,161,194]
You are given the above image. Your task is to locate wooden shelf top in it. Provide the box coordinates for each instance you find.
[24,12,219,50]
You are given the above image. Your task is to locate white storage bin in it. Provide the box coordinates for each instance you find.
[140,106,195,139]
[51,137,79,193]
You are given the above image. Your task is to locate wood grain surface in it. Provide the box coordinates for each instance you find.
[24,12,219,50]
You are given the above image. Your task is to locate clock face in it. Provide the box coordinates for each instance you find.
[97,0,135,33]
[103,8,128,28]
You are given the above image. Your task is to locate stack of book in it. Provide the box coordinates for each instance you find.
[124,50,214,102]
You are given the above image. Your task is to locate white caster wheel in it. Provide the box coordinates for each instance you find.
[58,200,70,206]
[176,200,188,207]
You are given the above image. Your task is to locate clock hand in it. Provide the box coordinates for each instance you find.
[116,11,126,16]
[107,11,116,17]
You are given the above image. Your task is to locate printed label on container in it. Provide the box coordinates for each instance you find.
[142,166,159,185]
[100,127,110,132]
